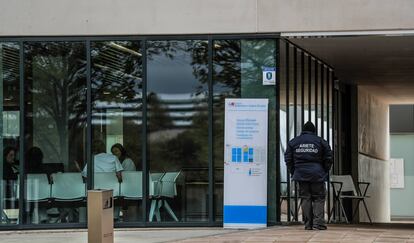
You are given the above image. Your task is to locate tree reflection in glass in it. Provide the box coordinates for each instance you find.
[147,40,208,222]
[24,42,86,224]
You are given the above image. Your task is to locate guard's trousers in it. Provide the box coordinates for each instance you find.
[298,181,326,227]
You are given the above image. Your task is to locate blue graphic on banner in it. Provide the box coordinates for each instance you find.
[224,205,267,224]
[231,146,254,163]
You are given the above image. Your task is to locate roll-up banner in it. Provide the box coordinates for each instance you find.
[223,98,268,229]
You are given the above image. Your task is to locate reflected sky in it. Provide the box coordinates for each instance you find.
[147,40,207,95]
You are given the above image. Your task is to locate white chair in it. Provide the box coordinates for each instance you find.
[26,174,51,202]
[149,172,164,222]
[159,172,180,198]
[120,171,142,199]
[0,180,8,223]
[94,172,121,197]
[25,174,51,224]
[51,173,86,201]
[149,172,164,197]
[153,172,181,222]
[329,175,372,224]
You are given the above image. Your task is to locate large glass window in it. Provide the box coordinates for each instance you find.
[0,43,20,225]
[147,40,209,222]
[212,39,241,222]
[90,41,143,223]
[213,39,277,223]
[0,36,335,228]
[23,42,87,224]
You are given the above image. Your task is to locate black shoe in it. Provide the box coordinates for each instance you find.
[305,226,313,230]
[313,225,327,230]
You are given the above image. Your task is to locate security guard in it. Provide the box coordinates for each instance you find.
[284,121,332,230]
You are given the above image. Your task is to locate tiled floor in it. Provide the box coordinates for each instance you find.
[0,225,413,242]
[173,225,414,243]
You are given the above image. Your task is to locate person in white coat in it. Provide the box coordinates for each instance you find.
[81,140,124,181]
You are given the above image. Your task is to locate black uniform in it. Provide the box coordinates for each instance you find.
[284,128,332,230]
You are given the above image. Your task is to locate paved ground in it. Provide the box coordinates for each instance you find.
[174,225,414,243]
[0,228,235,243]
[0,225,414,243]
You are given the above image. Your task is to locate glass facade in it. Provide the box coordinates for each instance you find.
[91,41,143,223]
[0,43,20,225]
[147,40,209,222]
[0,36,334,228]
[23,42,87,224]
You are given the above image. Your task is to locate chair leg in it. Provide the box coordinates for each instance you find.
[338,198,349,223]
[328,197,339,223]
[1,210,10,224]
[328,200,335,223]
[362,200,373,224]
[149,200,157,222]
[155,200,162,222]
[163,200,179,222]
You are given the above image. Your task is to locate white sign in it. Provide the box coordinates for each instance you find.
[390,158,405,188]
[262,67,276,85]
[223,98,268,229]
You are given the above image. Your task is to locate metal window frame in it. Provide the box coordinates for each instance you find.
[308,55,312,122]
[275,39,281,224]
[278,39,334,224]
[321,63,324,139]
[301,52,305,126]
[292,47,299,222]
[314,60,318,133]
[0,33,284,230]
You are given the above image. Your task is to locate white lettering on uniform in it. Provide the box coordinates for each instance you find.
[295,143,318,153]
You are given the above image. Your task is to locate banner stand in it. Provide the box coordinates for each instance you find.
[223,98,268,229]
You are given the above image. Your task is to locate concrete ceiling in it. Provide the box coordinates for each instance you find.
[289,35,414,104]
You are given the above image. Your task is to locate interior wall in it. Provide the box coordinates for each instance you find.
[357,87,390,222]
[390,134,414,219]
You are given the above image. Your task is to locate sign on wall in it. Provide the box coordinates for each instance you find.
[262,67,276,85]
[390,158,405,188]
[223,98,268,229]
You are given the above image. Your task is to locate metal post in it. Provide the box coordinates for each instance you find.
[142,39,148,223]
[207,37,214,224]
[285,42,291,222]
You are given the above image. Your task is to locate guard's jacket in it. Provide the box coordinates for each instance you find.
[284,131,333,182]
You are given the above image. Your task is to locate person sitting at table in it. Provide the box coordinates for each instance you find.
[3,147,19,181]
[111,143,136,171]
[24,146,48,223]
[81,140,123,182]
[25,146,44,174]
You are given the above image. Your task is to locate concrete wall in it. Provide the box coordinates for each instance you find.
[358,154,390,222]
[357,87,390,222]
[1,0,414,36]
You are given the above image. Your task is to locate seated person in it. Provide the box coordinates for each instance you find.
[111,143,136,171]
[3,147,19,181]
[25,146,44,174]
[3,147,19,206]
[82,140,123,182]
